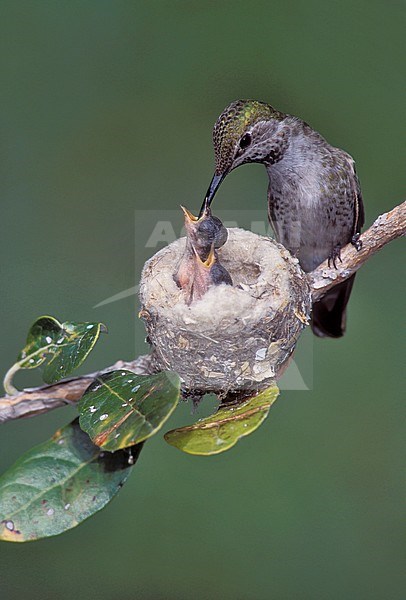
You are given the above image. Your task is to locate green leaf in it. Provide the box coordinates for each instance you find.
[78,370,181,451]
[0,419,140,543]
[4,315,107,393]
[164,384,279,455]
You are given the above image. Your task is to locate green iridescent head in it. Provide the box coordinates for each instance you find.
[201,100,286,214]
[213,100,283,172]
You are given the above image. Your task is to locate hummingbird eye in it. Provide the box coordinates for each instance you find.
[239,133,252,149]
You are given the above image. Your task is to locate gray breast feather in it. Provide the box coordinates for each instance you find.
[266,135,362,272]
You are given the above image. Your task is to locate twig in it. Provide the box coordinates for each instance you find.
[1,201,404,424]
[0,355,154,423]
[310,201,405,301]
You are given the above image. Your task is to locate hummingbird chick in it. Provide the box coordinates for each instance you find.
[174,205,232,305]
[187,243,233,304]
[181,201,228,261]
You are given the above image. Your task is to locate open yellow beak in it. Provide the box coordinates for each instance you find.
[180,205,199,224]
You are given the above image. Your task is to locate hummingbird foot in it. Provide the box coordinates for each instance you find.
[328,244,343,269]
[351,233,363,251]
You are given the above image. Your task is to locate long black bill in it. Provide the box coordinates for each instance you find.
[199,173,225,217]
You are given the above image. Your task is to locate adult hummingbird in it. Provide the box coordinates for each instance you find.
[201,100,364,337]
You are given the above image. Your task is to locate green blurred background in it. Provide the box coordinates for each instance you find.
[1,1,404,598]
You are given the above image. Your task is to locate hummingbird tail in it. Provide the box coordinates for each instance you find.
[311,275,356,338]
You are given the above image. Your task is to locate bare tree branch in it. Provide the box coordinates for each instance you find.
[310,200,405,301]
[1,201,404,424]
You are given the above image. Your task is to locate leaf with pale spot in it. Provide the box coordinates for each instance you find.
[78,370,181,451]
[5,316,106,391]
[164,384,279,455]
[0,419,140,543]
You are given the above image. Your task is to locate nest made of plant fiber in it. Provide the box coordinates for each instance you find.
[139,228,311,396]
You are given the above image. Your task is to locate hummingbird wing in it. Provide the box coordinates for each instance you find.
[311,157,364,337]
[349,159,365,235]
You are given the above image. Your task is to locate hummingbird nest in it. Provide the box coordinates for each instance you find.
[139,226,311,399]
